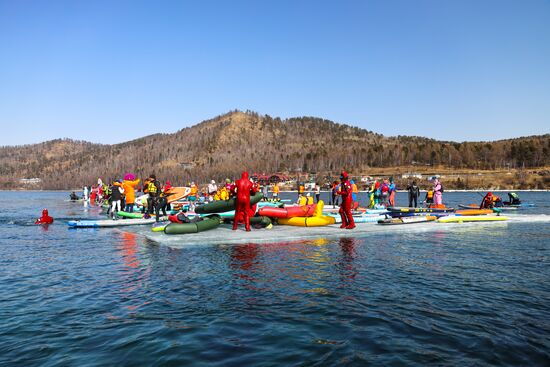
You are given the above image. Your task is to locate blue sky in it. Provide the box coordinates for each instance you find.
[0,0,549,145]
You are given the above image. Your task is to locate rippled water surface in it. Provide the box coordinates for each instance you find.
[1,191,549,366]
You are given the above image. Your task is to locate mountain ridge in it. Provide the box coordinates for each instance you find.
[1,110,548,189]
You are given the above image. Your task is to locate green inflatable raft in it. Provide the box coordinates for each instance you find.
[164,215,221,235]
[195,193,263,214]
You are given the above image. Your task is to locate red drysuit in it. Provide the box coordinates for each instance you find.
[338,171,355,229]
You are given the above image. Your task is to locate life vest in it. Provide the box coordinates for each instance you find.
[427,190,434,199]
[147,181,158,195]
[381,184,389,193]
[306,196,314,205]
[509,192,519,199]
[298,196,307,206]
[273,185,280,194]
[190,185,198,196]
[352,183,358,194]
[299,185,304,194]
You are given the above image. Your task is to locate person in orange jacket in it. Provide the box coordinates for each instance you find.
[122,176,140,213]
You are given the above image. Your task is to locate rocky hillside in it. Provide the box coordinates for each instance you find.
[1,110,548,189]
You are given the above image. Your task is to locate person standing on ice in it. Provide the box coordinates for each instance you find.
[338,171,355,230]
[231,171,257,231]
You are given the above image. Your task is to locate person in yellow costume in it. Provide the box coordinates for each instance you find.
[122,176,140,213]
[306,193,314,205]
[297,194,307,206]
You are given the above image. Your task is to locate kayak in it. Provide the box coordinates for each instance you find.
[258,204,316,218]
[68,216,166,228]
[437,215,508,223]
[164,215,221,235]
[378,215,437,225]
[388,207,455,213]
[195,193,263,214]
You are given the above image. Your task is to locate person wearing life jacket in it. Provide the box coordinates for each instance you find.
[388,178,396,207]
[298,182,305,200]
[433,178,443,206]
[306,192,314,205]
[507,192,521,205]
[272,183,280,201]
[35,208,54,225]
[146,174,161,216]
[480,192,494,209]
[187,181,198,211]
[338,171,355,229]
[407,181,420,208]
[90,184,97,203]
[70,191,79,201]
[424,188,434,206]
[122,177,140,213]
[231,171,256,231]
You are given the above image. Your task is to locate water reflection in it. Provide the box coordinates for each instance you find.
[338,237,358,281]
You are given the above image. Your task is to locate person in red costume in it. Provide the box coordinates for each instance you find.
[338,171,355,229]
[35,209,54,225]
[231,171,257,231]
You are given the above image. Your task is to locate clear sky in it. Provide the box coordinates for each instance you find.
[1,0,549,145]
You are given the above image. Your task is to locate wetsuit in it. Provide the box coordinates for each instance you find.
[232,171,256,231]
[407,184,420,208]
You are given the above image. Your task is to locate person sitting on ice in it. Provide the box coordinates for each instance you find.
[69,191,79,201]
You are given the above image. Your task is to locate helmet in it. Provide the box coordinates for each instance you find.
[340,171,348,180]
[226,178,231,183]
[211,179,216,184]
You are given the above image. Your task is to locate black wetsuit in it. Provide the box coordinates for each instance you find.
[407,184,420,208]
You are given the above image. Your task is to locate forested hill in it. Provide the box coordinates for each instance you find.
[1,110,548,189]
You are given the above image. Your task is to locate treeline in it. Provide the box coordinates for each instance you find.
[0,110,548,189]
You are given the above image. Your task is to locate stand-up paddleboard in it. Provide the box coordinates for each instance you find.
[388,207,455,213]
[437,215,508,223]
[68,216,167,228]
[378,215,437,225]
[165,187,192,203]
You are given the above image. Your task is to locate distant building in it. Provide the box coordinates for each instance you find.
[179,162,195,170]
[19,178,42,184]
[401,173,422,179]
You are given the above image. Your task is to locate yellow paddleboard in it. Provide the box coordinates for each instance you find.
[437,215,508,223]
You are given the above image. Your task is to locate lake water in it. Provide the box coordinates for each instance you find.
[1,191,549,366]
